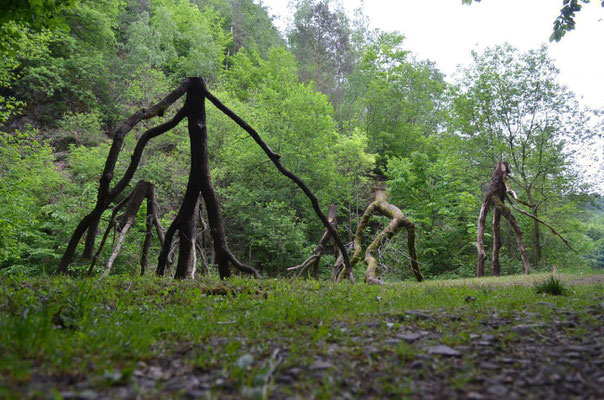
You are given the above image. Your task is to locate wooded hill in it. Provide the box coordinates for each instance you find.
[1,0,602,280]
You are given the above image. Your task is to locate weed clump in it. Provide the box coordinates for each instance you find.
[535,276,568,296]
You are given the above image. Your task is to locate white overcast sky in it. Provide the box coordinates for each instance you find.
[261,0,604,111]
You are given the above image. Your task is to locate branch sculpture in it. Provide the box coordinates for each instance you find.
[349,187,423,284]
[87,180,164,277]
[287,204,350,281]
[476,161,574,277]
[58,77,353,280]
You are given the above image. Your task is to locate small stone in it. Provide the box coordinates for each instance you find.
[565,345,592,353]
[410,360,427,370]
[487,384,508,396]
[424,345,461,357]
[465,295,476,303]
[396,332,422,342]
[186,390,210,399]
[555,320,577,329]
[511,324,545,335]
[406,311,432,320]
[235,354,254,369]
[310,360,333,370]
[77,390,99,400]
[384,338,401,345]
[481,362,500,370]
[466,392,485,400]
[364,345,380,354]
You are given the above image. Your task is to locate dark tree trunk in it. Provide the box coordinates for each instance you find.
[156,78,259,280]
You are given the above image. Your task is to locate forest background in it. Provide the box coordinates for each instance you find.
[1,0,602,281]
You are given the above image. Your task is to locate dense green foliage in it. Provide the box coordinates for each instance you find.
[0,0,601,279]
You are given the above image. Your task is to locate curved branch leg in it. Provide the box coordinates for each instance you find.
[225,251,261,278]
[493,197,530,275]
[59,81,189,274]
[174,193,201,279]
[492,208,501,276]
[101,221,133,278]
[288,254,321,277]
[87,193,133,276]
[372,190,423,283]
[350,202,376,268]
[157,218,179,276]
[141,214,153,276]
[204,87,353,281]
[508,202,576,253]
[476,199,490,277]
[291,205,334,278]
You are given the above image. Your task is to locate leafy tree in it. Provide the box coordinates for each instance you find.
[288,0,354,105]
[200,0,284,58]
[347,32,447,170]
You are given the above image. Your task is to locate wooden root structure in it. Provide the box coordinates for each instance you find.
[476,161,574,277]
[349,188,424,285]
[87,180,164,277]
[57,77,353,280]
[287,205,353,282]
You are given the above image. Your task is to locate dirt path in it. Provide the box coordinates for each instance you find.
[21,296,603,399]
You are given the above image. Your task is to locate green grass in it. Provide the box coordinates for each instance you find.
[534,275,569,296]
[0,271,602,398]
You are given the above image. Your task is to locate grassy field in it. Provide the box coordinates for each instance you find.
[1,272,602,399]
